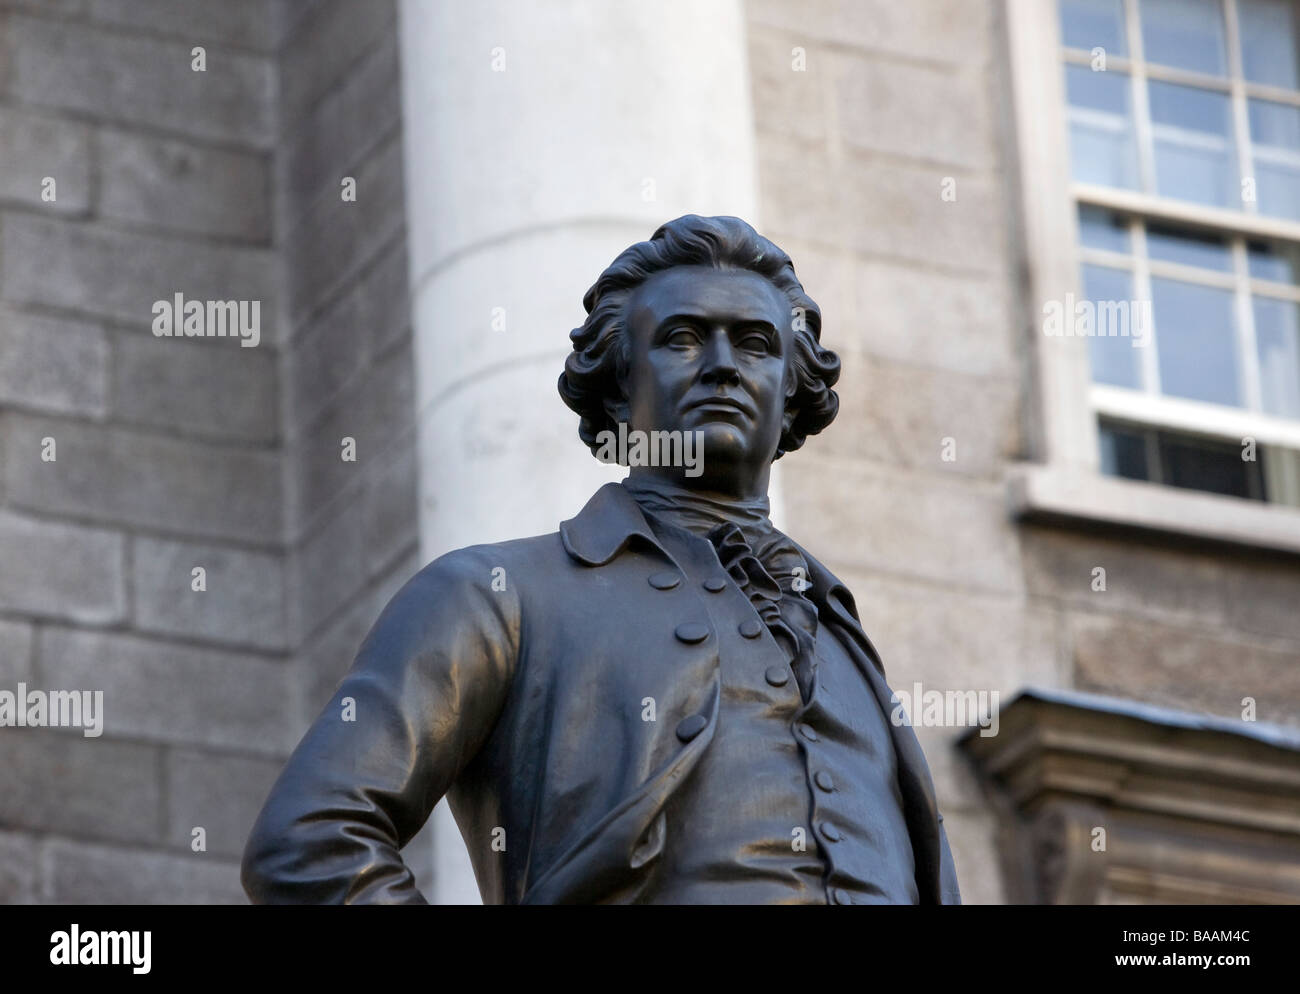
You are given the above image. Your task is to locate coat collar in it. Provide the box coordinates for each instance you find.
[559,482,662,566]
[561,485,871,653]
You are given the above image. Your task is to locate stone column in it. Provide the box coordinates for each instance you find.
[396,0,760,902]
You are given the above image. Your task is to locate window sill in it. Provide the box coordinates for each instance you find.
[1007,463,1300,556]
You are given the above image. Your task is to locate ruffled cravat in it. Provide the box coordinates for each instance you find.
[621,477,820,702]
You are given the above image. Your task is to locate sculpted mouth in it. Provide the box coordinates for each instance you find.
[687,396,754,417]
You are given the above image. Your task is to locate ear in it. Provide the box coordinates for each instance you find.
[781,365,799,433]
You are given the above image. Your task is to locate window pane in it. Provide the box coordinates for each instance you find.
[1083,264,1143,388]
[1158,432,1262,499]
[1253,296,1300,418]
[1149,81,1237,206]
[1098,420,1150,479]
[1248,238,1300,283]
[1066,65,1140,188]
[1060,0,1128,55]
[1238,0,1300,90]
[1078,205,1131,252]
[1146,224,1232,271]
[1151,277,1239,405]
[1249,98,1300,222]
[1140,0,1227,76]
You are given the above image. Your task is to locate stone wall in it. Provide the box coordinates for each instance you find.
[743,0,1300,905]
[0,0,420,903]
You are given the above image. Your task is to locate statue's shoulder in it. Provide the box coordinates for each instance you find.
[409,531,568,591]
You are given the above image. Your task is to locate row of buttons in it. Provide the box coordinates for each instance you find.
[649,570,730,593]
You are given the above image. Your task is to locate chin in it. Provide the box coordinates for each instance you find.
[693,421,753,463]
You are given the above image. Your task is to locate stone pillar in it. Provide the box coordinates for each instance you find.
[396,0,760,902]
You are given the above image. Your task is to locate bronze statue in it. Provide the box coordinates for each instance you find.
[242,215,961,904]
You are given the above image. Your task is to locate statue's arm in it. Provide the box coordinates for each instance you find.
[241,548,519,904]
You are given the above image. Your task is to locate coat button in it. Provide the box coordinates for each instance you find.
[796,722,819,742]
[674,623,710,644]
[648,571,681,590]
[820,821,842,842]
[739,619,763,639]
[676,714,708,742]
[765,665,789,687]
[703,577,727,592]
[814,770,835,792]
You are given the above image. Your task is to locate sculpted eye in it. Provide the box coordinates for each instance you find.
[665,326,701,347]
[738,332,773,354]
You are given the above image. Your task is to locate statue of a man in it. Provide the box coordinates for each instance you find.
[242,215,961,905]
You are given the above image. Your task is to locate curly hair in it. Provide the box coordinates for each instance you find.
[557,214,840,461]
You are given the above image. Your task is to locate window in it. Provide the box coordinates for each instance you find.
[1059,0,1300,507]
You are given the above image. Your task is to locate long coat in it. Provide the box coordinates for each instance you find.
[242,482,962,904]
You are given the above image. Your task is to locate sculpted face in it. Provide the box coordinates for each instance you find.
[614,265,794,498]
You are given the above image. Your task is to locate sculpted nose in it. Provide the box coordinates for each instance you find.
[700,329,740,385]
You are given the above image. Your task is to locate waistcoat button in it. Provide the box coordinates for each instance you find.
[820,821,842,842]
[797,722,819,742]
[648,571,681,590]
[739,619,763,639]
[815,770,835,792]
[674,622,710,644]
[764,665,789,687]
[703,577,727,592]
[676,714,708,742]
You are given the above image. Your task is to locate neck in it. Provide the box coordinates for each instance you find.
[625,464,771,502]
[621,474,772,537]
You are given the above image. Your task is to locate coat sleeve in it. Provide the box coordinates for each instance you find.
[241,547,520,904]
[938,817,962,904]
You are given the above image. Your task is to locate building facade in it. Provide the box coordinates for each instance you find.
[0,0,1297,904]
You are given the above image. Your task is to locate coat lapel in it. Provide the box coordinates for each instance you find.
[791,541,946,905]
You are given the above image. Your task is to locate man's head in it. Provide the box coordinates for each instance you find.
[558,215,840,496]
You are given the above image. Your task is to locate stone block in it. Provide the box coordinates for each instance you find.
[164,748,284,858]
[132,536,286,651]
[8,15,274,146]
[0,307,108,417]
[783,456,1024,594]
[363,430,417,577]
[2,214,277,342]
[821,352,1018,479]
[746,0,994,67]
[38,627,294,754]
[276,30,401,235]
[0,830,38,902]
[759,138,1006,276]
[284,131,404,327]
[89,0,278,52]
[99,129,270,242]
[0,731,162,845]
[0,509,124,624]
[0,106,90,213]
[1071,613,1300,727]
[1223,558,1300,644]
[43,838,246,903]
[0,618,34,683]
[111,331,277,444]
[773,240,1017,377]
[278,0,396,128]
[1020,525,1230,628]
[3,413,281,544]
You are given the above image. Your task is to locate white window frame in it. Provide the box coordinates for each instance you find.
[1005,0,1300,552]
